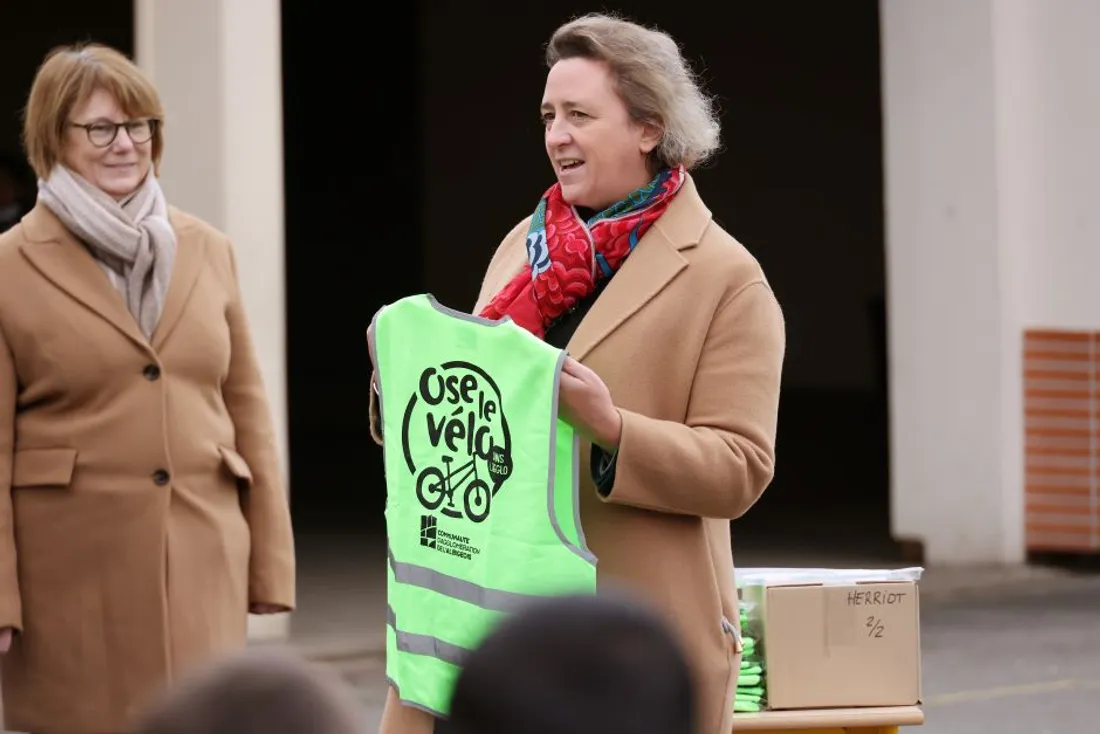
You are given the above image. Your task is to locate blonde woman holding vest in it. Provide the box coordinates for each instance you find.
[373,13,785,734]
[0,43,296,733]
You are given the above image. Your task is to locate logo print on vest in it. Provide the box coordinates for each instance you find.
[401,361,513,523]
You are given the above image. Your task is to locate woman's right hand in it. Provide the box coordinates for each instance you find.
[0,626,12,653]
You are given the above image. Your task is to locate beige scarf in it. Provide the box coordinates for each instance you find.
[37,165,177,340]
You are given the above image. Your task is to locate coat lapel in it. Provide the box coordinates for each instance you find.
[18,203,206,353]
[567,175,713,362]
[566,233,687,362]
[151,209,205,350]
[19,204,150,351]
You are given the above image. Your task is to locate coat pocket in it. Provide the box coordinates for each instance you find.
[218,445,254,488]
[11,447,79,489]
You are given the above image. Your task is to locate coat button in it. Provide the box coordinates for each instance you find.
[143,364,161,381]
[153,469,170,486]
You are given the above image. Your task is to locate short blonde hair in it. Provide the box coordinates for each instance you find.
[22,42,165,180]
[546,13,721,171]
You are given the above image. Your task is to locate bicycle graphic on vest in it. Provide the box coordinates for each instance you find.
[416,453,491,522]
[401,360,513,524]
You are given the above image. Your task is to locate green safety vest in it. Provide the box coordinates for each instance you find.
[369,293,597,717]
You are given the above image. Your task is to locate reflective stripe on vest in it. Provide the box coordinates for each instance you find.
[370,294,598,716]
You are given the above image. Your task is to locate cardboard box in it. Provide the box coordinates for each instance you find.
[738,568,923,711]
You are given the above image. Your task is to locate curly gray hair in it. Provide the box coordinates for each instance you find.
[546,13,722,171]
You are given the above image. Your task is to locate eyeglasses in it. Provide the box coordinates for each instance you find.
[69,119,159,148]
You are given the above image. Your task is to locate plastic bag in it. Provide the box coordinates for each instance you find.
[735,597,767,711]
[731,566,925,714]
[735,566,924,588]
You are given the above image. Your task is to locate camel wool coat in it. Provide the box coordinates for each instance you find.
[0,204,296,734]
[375,175,785,734]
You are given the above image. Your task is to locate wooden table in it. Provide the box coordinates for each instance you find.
[733,705,924,733]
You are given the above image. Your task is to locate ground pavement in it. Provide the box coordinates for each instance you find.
[3,543,1095,733]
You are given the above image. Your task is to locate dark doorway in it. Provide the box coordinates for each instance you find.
[281,1,892,557]
[280,1,424,535]
[0,2,134,177]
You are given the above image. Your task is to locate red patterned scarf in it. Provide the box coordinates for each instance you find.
[479,165,686,338]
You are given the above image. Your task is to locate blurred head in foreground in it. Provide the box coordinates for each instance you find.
[134,647,362,734]
[443,591,696,734]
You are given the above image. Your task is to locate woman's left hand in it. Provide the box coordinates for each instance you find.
[249,603,290,615]
[559,357,622,451]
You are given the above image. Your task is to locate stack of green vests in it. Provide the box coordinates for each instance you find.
[370,294,598,718]
[735,601,767,712]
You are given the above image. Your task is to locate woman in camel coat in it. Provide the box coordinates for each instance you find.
[0,43,296,733]
[374,13,785,734]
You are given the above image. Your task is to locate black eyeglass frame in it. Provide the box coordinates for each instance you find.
[68,118,161,148]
